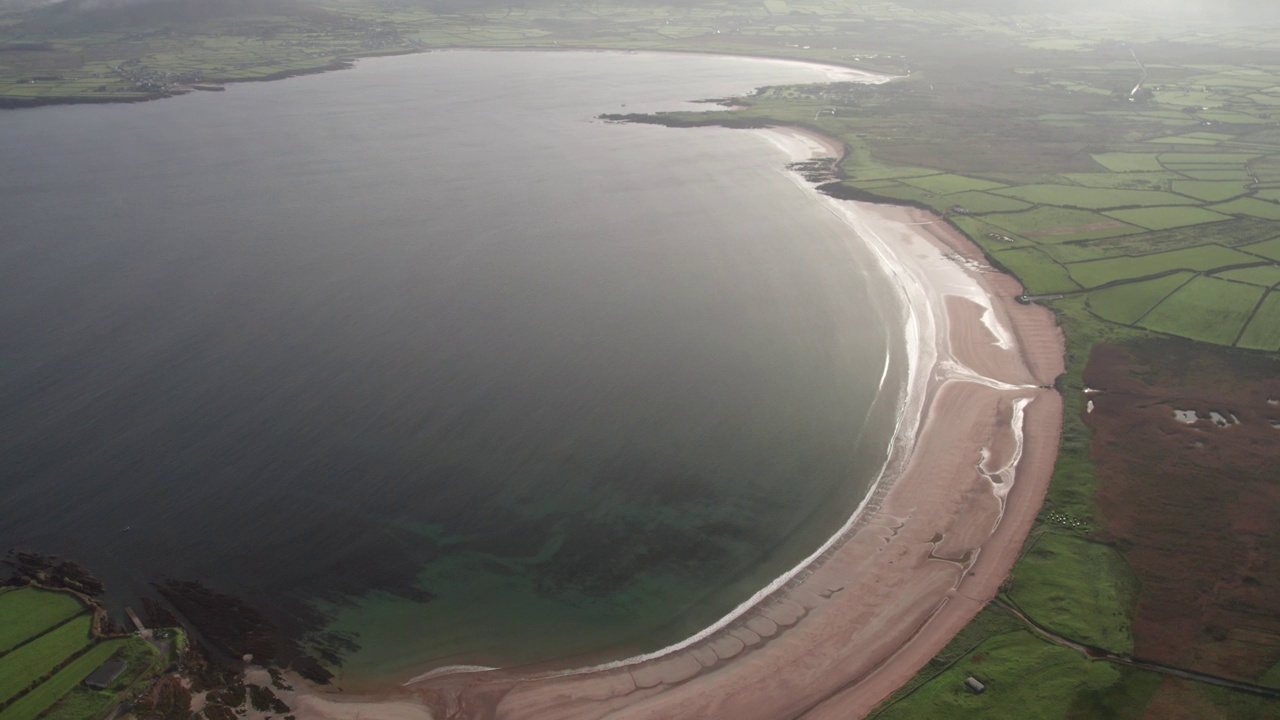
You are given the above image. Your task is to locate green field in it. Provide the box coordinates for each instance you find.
[943,191,1033,214]
[0,615,94,704]
[1236,292,1280,351]
[1060,172,1177,190]
[992,185,1199,210]
[0,584,173,720]
[900,173,1006,195]
[0,640,124,720]
[0,589,85,653]
[872,624,1161,720]
[1214,265,1280,287]
[1087,272,1193,325]
[982,207,1139,243]
[1243,236,1280,262]
[1169,180,1251,202]
[1065,245,1261,288]
[40,639,162,720]
[1139,276,1267,345]
[1211,197,1280,220]
[1159,153,1260,166]
[1102,205,1232,230]
[1006,534,1136,653]
[1180,169,1254,181]
[1090,153,1164,172]
[846,166,939,182]
[991,248,1079,294]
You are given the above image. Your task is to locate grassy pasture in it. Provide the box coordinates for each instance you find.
[1211,197,1280,220]
[991,247,1079,294]
[857,179,907,190]
[942,191,1032,214]
[0,589,84,653]
[1090,153,1164,172]
[950,216,1033,252]
[982,207,1138,243]
[1236,292,1280,351]
[1170,180,1251,202]
[1037,242,1110,264]
[0,640,124,720]
[0,615,94,704]
[1086,272,1194,325]
[1242,236,1280,262]
[1179,169,1255,181]
[1006,533,1136,653]
[871,626,1160,720]
[1059,173,1175,190]
[1146,135,1219,145]
[1213,265,1280,287]
[1066,245,1261,289]
[1197,111,1273,124]
[1159,152,1260,166]
[1102,206,1232,231]
[1139,276,1266,345]
[992,185,1197,210]
[899,173,1004,194]
[1072,218,1280,257]
[845,166,938,181]
[41,639,162,720]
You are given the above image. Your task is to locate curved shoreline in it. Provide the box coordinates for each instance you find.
[0,46,886,112]
[400,127,909,689]
[272,122,1065,719]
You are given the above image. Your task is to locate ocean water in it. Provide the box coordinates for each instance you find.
[0,51,906,686]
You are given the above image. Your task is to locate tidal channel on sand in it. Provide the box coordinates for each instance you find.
[0,50,909,688]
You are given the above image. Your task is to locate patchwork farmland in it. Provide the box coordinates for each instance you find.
[0,587,167,720]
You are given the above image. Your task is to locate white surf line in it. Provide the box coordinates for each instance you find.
[407,665,498,683]
[753,128,836,162]
[733,55,891,85]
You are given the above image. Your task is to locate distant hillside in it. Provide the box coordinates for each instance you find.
[12,0,339,33]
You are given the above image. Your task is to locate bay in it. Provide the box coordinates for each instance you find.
[0,50,905,686]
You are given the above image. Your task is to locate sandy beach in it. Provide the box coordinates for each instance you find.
[279,129,1066,720]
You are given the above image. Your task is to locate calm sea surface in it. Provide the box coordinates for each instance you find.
[0,51,906,686]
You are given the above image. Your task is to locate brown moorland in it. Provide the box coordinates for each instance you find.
[1085,341,1280,684]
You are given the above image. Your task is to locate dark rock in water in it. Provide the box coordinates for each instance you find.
[4,549,106,596]
[309,629,361,668]
[157,579,334,684]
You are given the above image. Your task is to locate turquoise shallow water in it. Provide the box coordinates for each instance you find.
[0,51,905,686]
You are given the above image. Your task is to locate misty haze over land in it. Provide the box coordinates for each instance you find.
[3,0,1280,20]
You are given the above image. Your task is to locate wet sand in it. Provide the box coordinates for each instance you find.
[279,127,1065,718]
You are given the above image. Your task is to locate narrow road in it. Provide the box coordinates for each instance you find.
[993,598,1280,700]
[1128,47,1148,98]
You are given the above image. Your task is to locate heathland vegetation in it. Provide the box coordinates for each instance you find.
[3,1,1279,718]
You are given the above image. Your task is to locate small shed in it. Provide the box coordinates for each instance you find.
[84,661,127,690]
[964,676,986,694]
